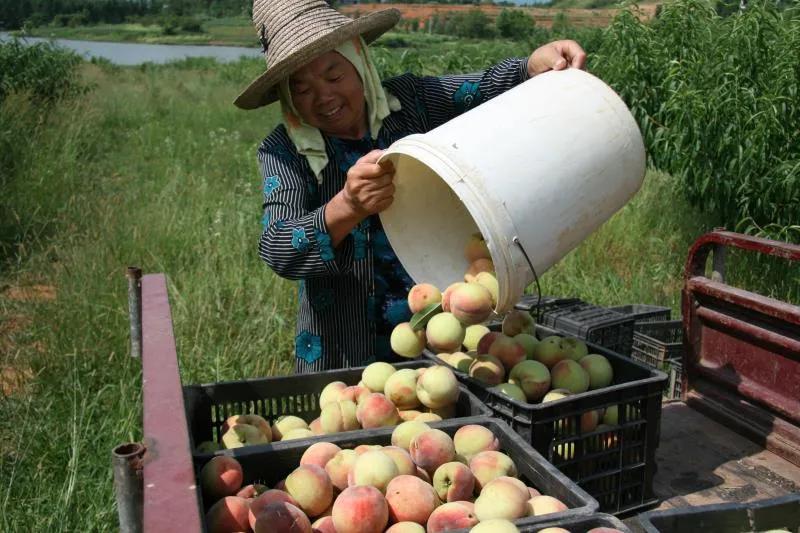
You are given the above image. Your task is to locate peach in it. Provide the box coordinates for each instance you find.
[398,409,424,422]
[463,324,490,352]
[222,423,270,448]
[350,450,399,493]
[384,368,421,409]
[340,385,372,405]
[319,381,347,408]
[448,351,474,373]
[477,331,502,355]
[603,405,618,425]
[409,428,455,475]
[356,393,401,429]
[539,529,570,533]
[392,420,431,450]
[426,312,466,353]
[527,495,568,516]
[274,479,287,491]
[382,446,417,476]
[489,335,527,371]
[508,360,551,402]
[587,528,627,533]
[528,487,542,498]
[468,354,506,385]
[475,478,528,520]
[249,490,301,530]
[415,412,443,423]
[355,444,383,455]
[581,409,601,433]
[391,322,427,359]
[309,417,323,435]
[222,414,271,441]
[362,362,397,393]
[471,520,520,533]
[301,442,342,469]
[283,428,315,440]
[492,476,529,499]
[514,333,539,359]
[325,449,358,491]
[385,522,426,533]
[416,365,460,409]
[236,482,268,499]
[286,464,334,518]
[385,474,439,524]
[551,359,590,394]
[332,485,389,533]
[464,232,491,263]
[454,424,500,463]
[441,282,467,313]
[474,271,499,308]
[205,496,250,533]
[532,336,568,368]
[272,415,310,441]
[415,466,432,484]
[561,337,589,361]
[465,258,494,281]
[469,451,518,490]
[407,283,442,314]
[493,382,527,403]
[200,456,243,502]
[311,515,337,533]
[253,501,312,533]
[321,399,360,434]
[432,461,475,502]
[579,354,614,389]
[501,309,535,337]
[449,283,494,325]
[426,501,478,533]
[542,388,572,403]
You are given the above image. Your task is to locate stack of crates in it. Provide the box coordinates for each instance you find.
[540,303,636,356]
[630,319,684,400]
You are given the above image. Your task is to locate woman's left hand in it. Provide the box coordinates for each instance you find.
[527,40,587,77]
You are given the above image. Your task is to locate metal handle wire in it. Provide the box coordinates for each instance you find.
[512,236,543,320]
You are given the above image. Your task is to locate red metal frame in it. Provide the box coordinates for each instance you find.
[141,274,203,532]
[681,230,800,466]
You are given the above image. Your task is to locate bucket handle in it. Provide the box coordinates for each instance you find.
[512,236,544,320]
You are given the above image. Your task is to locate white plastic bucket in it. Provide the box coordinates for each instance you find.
[378,68,646,313]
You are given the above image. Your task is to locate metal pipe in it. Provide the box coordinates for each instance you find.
[112,442,145,533]
[127,267,143,358]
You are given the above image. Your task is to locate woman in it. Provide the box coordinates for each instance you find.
[235,0,586,373]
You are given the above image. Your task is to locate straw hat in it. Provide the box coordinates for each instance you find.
[234,0,401,110]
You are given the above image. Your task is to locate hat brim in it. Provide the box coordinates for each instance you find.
[234,9,401,110]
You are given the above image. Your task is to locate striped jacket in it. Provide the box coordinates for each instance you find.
[257,57,531,372]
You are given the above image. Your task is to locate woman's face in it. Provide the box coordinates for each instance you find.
[289,51,367,139]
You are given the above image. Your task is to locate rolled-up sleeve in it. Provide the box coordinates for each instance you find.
[417,57,531,130]
[257,146,353,280]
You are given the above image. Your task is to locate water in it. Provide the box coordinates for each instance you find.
[0,31,263,65]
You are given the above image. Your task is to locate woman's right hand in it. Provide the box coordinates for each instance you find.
[342,149,395,217]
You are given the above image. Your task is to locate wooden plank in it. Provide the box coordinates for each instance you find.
[653,403,800,511]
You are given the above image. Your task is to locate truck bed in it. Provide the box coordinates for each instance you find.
[653,402,800,509]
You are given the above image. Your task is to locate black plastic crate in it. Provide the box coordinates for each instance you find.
[195,417,599,528]
[631,320,683,369]
[541,303,635,356]
[608,304,672,327]
[506,513,631,532]
[424,325,667,516]
[637,493,800,532]
[665,358,683,401]
[183,360,491,456]
[515,295,584,323]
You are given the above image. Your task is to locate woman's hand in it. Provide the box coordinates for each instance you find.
[527,40,587,77]
[342,149,395,217]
